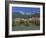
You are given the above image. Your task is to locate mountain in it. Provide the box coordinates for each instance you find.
[32,13,40,17]
[12,12,40,19]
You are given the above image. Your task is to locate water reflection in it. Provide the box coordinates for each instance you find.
[12,24,40,31]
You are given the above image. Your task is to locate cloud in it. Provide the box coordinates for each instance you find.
[19,11,24,15]
[25,13,31,15]
[19,11,31,15]
[18,11,38,15]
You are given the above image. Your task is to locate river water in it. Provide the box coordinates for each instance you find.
[12,24,40,31]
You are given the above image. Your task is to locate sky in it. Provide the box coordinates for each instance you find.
[12,7,40,15]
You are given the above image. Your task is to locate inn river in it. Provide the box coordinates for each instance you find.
[12,24,40,31]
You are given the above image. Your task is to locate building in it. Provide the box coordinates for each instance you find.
[32,15,40,25]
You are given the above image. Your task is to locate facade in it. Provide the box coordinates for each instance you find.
[32,16,40,25]
[14,16,40,25]
[15,18,32,24]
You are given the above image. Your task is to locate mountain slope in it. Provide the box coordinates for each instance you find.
[12,12,40,19]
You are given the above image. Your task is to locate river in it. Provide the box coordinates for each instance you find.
[12,24,40,31]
